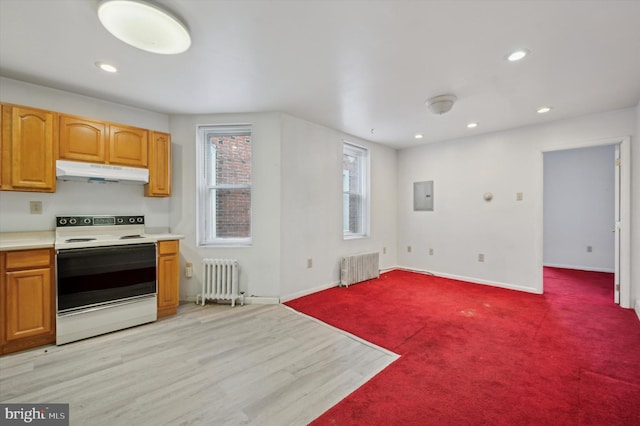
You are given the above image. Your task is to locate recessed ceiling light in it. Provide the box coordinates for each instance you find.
[537,106,552,114]
[506,49,530,62]
[95,61,118,73]
[467,122,478,129]
[414,134,424,139]
[97,0,191,55]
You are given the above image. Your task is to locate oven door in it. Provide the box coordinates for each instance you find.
[56,243,156,313]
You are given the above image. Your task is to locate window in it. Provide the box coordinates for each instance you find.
[343,142,369,238]
[197,125,252,245]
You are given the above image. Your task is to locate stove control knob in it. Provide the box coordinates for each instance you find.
[59,218,67,225]
[136,217,143,223]
[129,217,135,223]
[69,218,77,225]
[83,218,92,224]
[116,217,124,224]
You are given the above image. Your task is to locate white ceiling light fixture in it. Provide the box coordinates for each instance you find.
[537,106,552,114]
[426,94,457,115]
[97,0,191,55]
[95,61,118,73]
[467,122,478,129]
[414,133,424,139]
[506,49,530,62]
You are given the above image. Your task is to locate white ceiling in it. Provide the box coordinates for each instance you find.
[1,0,639,149]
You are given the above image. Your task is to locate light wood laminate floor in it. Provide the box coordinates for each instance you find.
[0,303,398,425]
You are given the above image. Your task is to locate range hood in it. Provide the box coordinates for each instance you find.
[56,160,149,184]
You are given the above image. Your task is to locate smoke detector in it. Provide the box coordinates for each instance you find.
[426,94,457,115]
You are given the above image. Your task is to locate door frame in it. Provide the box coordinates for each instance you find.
[540,136,631,308]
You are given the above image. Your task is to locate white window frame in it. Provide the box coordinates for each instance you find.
[343,141,370,239]
[197,124,252,246]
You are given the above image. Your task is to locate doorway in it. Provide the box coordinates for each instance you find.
[541,137,630,308]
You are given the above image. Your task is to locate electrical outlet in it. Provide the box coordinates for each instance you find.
[307,258,313,268]
[429,248,434,255]
[478,253,485,262]
[29,201,43,214]
[185,262,193,278]
[407,246,412,253]
[383,247,387,254]
[516,192,523,201]
[587,246,593,253]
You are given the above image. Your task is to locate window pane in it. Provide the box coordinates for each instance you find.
[348,193,362,234]
[208,133,252,185]
[215,188,251,238]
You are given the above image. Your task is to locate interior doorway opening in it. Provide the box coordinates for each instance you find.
[541,136,630,308]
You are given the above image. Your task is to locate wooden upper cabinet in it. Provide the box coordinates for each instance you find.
[6,105,55,192]
[109,124,148,167]
[145,131,172,197]
[59,115,107,163]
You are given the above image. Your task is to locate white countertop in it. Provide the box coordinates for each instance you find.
[0,231,56,251]
[0,231,183,251]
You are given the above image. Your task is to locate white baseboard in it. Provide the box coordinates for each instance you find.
[635,299,640,321]
[543,263,615,273]
[280,281,341,303]
[395,266,541,294]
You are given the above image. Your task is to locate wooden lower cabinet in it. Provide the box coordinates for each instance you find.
[1,248,55,355]
[157,240,180,318]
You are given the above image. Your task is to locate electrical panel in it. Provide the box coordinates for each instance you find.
[414,181,434,211]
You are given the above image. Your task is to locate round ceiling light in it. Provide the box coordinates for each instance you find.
[426,94,457,115]
[537,106,552,114]
[95,61,118,73]
[507,49,529,62]
[97,0,191,55]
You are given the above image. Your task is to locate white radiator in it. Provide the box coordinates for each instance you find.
[197,259,244,307]
[340,252,380,287]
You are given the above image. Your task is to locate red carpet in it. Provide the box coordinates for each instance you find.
[284,268,640,425]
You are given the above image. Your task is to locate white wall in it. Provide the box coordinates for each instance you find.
[170,112,397,302]
[279,114,397,301]
[0,78,171,233]
[169,112,283,301]
[543,145,615,272]
[635,102,640,316]
[397,107,637,301]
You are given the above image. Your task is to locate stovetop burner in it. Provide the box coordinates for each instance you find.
[65,238,97,243]
[120,235,143,239]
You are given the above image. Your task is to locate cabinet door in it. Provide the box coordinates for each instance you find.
[145,131,172,197]
[10,106,56,191]
[5,267,53,341]
[109,124,148,167]
[59,115,107,163]
[0,253,5,350]
[157,240,179,318]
